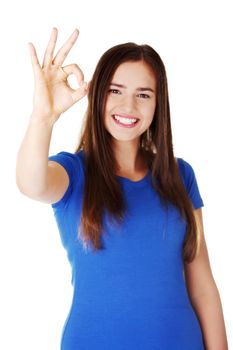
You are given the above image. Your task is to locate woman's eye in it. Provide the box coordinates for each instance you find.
[138,93,150,99]
[109,89,120,94]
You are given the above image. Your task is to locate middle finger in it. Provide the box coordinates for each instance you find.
[52,29,79,66]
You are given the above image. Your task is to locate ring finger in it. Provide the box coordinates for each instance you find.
[42,27,58,68]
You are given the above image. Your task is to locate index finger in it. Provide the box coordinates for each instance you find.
[52,29,79,67]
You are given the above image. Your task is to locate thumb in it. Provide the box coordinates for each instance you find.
[71,81,89,103]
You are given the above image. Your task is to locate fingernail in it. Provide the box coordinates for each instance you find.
[81,81,88,89]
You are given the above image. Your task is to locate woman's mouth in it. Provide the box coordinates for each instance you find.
[111,114,139,128]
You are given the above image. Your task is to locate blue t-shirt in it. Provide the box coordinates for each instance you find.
[48,150,205,350]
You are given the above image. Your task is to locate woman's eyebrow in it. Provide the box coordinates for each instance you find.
[110,82,155,93]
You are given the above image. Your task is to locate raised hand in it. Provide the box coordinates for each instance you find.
[28,28,88,124]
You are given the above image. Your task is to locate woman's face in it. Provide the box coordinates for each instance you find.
[103,60,156,144]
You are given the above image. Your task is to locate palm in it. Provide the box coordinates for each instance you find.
[34,65,76,117]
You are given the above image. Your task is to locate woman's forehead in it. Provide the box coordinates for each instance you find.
[111,61,156,88]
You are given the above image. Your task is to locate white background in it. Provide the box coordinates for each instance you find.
[1,0,232,348]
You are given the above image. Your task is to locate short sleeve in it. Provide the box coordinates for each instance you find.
[177,157,204,209]
[48,151,80,209]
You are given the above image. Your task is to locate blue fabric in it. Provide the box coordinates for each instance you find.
[48,150,205,350]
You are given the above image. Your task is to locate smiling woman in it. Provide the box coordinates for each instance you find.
[16,28,228,350]
[104,61,156,145]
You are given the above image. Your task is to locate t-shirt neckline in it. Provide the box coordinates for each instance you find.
[116,169,151,187]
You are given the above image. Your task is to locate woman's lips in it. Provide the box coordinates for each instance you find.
[111,114,139,128]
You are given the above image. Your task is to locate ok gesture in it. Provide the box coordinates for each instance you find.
[28,28,88,124]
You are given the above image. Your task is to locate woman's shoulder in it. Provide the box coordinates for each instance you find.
[49,148,85,163]
[175,156,204,208]
[176,156,196,182]
[48,148,85,179]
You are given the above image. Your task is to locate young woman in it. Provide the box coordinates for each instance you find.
[16,28,228,349]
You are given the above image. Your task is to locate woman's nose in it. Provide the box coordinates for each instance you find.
[121,94,136,111]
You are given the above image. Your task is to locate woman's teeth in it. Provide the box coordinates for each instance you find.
[112,114,138,125]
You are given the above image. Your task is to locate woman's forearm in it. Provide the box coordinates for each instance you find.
[16,114,55,196]
[190,286,228,349]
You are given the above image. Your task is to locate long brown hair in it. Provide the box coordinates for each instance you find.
[74,42,199,264]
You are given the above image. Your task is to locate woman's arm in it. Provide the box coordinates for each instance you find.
[16,28,88,199]
[16,116,55,196]
[184,208,228,350]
